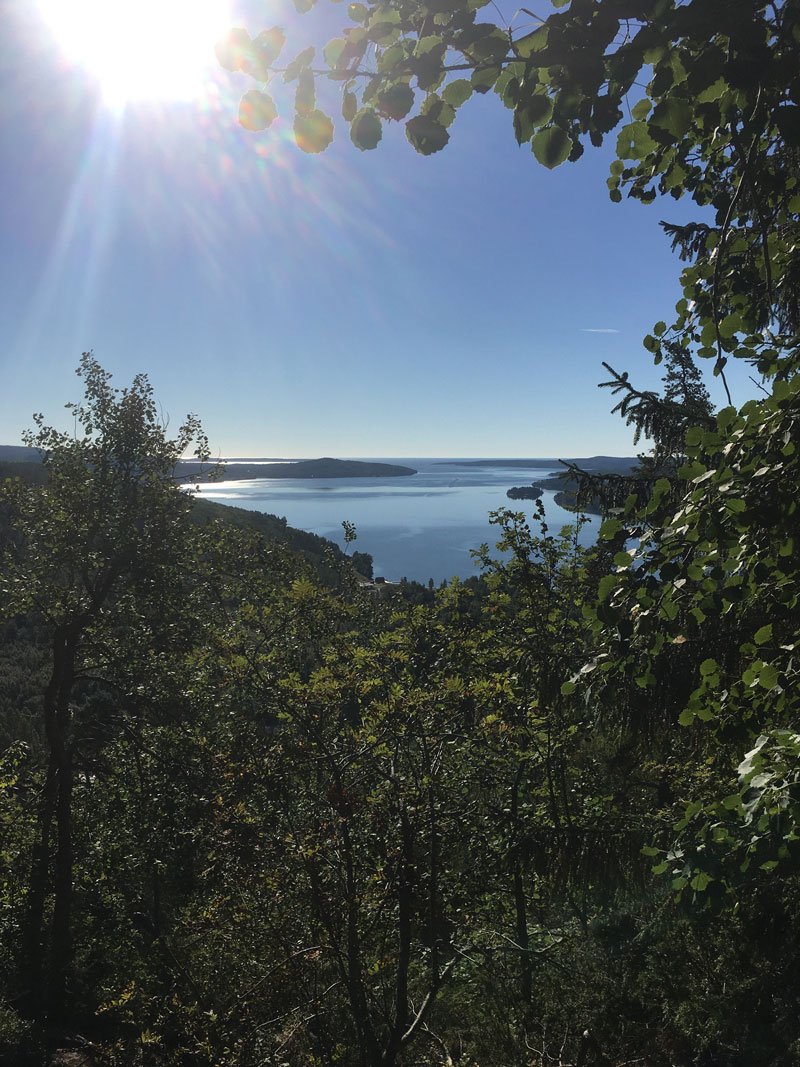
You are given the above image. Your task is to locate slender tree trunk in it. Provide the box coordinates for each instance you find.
[48,737,74,1023]
[18,628,77,1025]
[382,806,413,1067]
[510,762,532,1007]
[17,755,58,1018]
[341,820,380,1067]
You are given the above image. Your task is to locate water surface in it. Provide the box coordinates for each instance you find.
[193,458,598,583]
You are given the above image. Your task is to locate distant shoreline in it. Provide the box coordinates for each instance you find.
[178,457,418,482]
[437,455,637,472]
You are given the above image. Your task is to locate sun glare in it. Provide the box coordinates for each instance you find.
[39,0,231,107]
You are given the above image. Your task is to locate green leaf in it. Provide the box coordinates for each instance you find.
[597,574,618,602]
[416,34,443,56]
[514,25,548,58]
[324,38,347,67]
[759,663,780,690]
[631,97,651,120]
[295,69,316,114]
[421,94,455,128]
[560,680,576,696]
[442,79,472,108]
[405,114,450,154]
[283,46,316,82]
[471,66,500,93]
[527,94,554,128]
[699,658,718,677]
[754,624,773,646]
[342,90,358,122]
[294,109,334,153]
[690,871,712,892]
[616,120,657,160]
[697,77,726,103]
[348,2,368,20]
[350,108,382,149]
[215,28,251,72]
[376,83,415,120]
[531,126,572,169]
[252,27,286,72]
[650,97,692,140]
[599,517,622,540]
[238,90,278,131]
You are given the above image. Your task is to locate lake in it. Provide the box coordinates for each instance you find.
[193,458,599,584]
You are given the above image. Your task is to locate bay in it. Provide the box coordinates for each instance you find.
[193,458,599,584]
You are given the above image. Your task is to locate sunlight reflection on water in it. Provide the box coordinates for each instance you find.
[193,458,599,583]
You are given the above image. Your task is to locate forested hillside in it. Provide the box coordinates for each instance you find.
[2,1,799,1064]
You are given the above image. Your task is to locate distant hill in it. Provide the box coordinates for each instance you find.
[178,457,417,481]
[0,460,48,485]
[441,456,637,472]
[0,449,417,481]
[0,445,41,462]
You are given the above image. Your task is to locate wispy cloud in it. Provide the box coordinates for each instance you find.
[580,328,620,334]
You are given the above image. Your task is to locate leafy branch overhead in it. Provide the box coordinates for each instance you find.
[220,3,800,395]
[219,0,800,182]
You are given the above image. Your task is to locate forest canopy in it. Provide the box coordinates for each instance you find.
[0,1,798,1065]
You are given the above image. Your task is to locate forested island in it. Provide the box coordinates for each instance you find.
[505,484,543,500]
[179,457,417,480]
[0,453,417,485]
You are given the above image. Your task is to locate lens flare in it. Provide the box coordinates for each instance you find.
[38,0,231,107]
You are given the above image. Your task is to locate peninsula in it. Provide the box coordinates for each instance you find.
[178,457,417,481]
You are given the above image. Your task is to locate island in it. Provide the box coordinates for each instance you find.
[178,457,417,481]
[506,485,544,500]
[526,459,638,516]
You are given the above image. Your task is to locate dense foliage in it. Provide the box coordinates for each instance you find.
[1,0,799,1063]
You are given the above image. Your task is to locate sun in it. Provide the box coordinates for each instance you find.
[39,0,232,107]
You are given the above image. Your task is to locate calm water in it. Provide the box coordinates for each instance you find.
[193,458,599,583]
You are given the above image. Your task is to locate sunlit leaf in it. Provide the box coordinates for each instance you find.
[215,28,251,72]
[294,109,334,152]
[239,90,278,131]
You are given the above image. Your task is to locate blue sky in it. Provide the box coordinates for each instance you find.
[0,0,755,458]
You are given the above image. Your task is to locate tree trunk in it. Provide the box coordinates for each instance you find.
[382,806,414,1067]
[341,820,380,1067]
[48,740,74,1023]
[17,754,58,1018]
[511,762,533,1007]
[18,628,76,1025]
